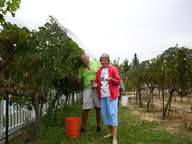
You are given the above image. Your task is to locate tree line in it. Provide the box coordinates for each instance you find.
[117,45,192,118]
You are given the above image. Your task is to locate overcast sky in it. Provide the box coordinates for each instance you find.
[10,0,192,62]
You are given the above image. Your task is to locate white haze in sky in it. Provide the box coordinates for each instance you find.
[8,0,192,62]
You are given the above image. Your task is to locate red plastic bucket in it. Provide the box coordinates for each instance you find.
[65,117,81,139]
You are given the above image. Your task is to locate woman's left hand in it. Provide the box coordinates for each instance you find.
[107,77,113,82]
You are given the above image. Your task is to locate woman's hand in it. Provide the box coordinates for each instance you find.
[107,77,113,82]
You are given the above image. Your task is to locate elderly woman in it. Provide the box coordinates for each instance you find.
[96,53,120,144]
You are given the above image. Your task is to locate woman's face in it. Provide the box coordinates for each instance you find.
[100,57,109,68]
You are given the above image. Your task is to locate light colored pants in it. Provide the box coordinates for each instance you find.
[101,97,118,127]
[82,89,100,109]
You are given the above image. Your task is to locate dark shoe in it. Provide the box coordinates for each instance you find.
[96,127,101,132]
[80,127,86,133]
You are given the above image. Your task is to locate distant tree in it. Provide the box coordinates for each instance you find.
[123,58,130,74]
[127,53,143,106]
[175,48,191,100]
[131,53,139,68]
[112,57,120,68]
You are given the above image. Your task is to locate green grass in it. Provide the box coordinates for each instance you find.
[118,108,191,144]
[11,104,192,144]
